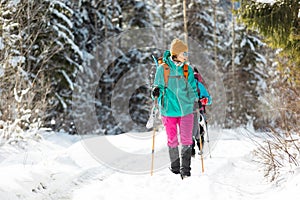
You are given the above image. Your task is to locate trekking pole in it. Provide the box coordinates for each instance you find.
[198,110,205,173]
[204,112,212,158]
[206,124,212,158]
[199,134,204,173]
[150,126,156,176]
[150,99,158,176]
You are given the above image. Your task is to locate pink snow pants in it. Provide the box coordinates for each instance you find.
[161,113,194,148]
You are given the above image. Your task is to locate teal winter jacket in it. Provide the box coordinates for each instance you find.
[197,81,212,105]
[153,50,198,117]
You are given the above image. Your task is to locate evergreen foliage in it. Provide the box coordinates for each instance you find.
[238,0,300,86]
[223,27,272,126]
[237,0,299,132]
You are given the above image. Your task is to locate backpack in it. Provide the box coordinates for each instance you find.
[194,69,212,111]
[193,67,206,85]
[194,71,204,84]
[194,71,203,97]
[153,56,189,87]
[194,68,210,96]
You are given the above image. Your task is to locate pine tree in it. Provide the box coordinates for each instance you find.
[238,0,300,131]
[0,0,84,135]
[89,0,163,134]
[163,0,185,38]
[224,27,272,126]
[238,0,300,86]
[188,0,215,50]
[219,1,275,127]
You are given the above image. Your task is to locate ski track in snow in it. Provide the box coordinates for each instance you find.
[33,167,113,200]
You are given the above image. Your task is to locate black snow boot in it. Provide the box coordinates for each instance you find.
[180,145,192,178]
[168,146,180,174]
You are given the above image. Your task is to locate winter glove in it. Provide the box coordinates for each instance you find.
[152,87,160,98]
[200,98,208,105]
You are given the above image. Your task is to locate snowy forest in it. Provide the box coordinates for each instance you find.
[1,0,299,133]
[0,0,299,184]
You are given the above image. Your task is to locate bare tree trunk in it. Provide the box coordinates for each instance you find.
[162,0,165,28]
[231,0,236,123]
[161,0,166,46]
[213,1,218,71]
[183,0,188,46]
[111,0,115,74]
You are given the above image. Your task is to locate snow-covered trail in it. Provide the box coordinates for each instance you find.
[69,129,273,200]
[0,129,299,200]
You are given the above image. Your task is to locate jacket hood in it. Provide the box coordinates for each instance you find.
[163,50,188,68]
[163,50,171,64]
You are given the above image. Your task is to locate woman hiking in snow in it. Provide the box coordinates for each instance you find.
[151,38,198,178]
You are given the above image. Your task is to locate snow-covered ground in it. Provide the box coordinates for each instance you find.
[0,128,299,200]
[256,0,276,4]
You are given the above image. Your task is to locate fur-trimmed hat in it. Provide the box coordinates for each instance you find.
[170,38,188,56]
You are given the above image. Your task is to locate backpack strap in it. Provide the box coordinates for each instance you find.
[157,57,163,65]
[162,63,170,87]
[157,57,170,87]
[195,80,201,98]
[160,60,188,87]
[183,64,188,79]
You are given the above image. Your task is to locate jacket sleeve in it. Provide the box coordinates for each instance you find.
[151,65,165,99]
[198,82,212,105]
